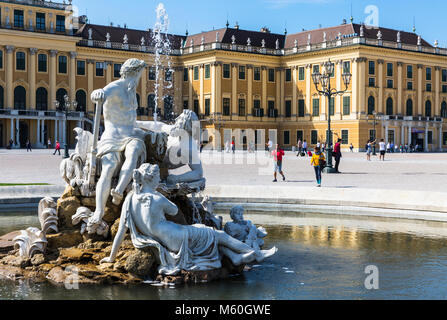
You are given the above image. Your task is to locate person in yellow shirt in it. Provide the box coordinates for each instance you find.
[311,147,326,187]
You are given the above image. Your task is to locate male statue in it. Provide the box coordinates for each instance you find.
[88,58,148,227]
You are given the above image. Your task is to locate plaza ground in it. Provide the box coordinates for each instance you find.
[0,148,445,192]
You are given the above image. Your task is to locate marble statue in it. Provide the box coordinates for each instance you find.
[224,205,267,251]
[88,28,92,40]
[38,197,58,234]
[72,207,109,237]
[88,58,148,229]
[106,32,111,42]
[137,109,204,190]
[13,227,47,258]
[100,164,277,275]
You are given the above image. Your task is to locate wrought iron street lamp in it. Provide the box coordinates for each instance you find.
[54,95,77,159]
[312,59,352,173]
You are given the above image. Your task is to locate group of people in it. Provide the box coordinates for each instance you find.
[365,139,420,161]
[5,137,60,155]
[271,138,343,187]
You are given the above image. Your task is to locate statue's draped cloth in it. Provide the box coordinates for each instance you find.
[123,192,222,275]
[97,128,147,163]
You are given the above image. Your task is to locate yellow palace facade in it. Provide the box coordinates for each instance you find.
[0,0,446,152]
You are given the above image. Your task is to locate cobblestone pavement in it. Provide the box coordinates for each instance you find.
[0,148,446,192]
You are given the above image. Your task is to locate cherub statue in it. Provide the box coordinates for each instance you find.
[100,164,277,275]
[224,205,267,251]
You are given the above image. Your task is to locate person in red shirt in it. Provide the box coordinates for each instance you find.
[272,144,286,182]
[53,141,61,156]
[333,138,342,173]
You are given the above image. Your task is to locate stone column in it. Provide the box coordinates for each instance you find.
[10,118,14,144]
[141,66,148,109]
[401,123,405,146]
[351,58,358,117]
[214,62,222,114]
[41,119,45,145]
[305,64,311,119]
[261,66,267,112]
[231,63,238,118]
[29,48,38,109]
[87,59,94,112]
[397,62,403,115]
[15,118,19,147]
[5,46,14,109]
[49,50,58,109]
[384,122,389,142]
[357,57,367,116]
[54,120,58,143]
[335,60,342,120]
[36,119,40,147]
[69,52,77,100]
[439,124,443,151]
[199,64,204,115]
[378,60,384,114]
[424,123,429,152]
[278,68,285,119]
[105,61,112,85]
[417,64,423,116]
[292,66,298,120]
[408,123,412,145]
[247,65,253,117]
[435,66,440,116]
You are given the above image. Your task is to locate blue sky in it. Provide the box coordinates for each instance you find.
[72,0,445,46]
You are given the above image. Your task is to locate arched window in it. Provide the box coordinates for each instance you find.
[406,99,413,116]
[75,90,86,112]
[386,97,393,116]
[148,94,156,114]
[441,101,447,118]
[367,96,375,115]
[56,88,68,110]
[14,86,26,110]
[425,100,432,117]
[0,86,4,109]
[36,87,48,110]
[164,95,173,119]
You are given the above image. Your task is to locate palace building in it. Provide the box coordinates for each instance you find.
[0,0,446,151]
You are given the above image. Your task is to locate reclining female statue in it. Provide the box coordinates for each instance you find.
[100,163,277,275]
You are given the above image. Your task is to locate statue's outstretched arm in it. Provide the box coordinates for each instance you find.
[100,209,128,263]
[167,163,203,185]
[137,121,172,134]
[163,198,179,217]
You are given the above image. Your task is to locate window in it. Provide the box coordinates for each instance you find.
[14,10,24,28]
[298,99,305,117]
[329,97,334,116]
[253,99,262,117]
[0,51,2,69]
[254,67,261,81]
[148,67,156,80]
[77,60,85,75]
[193,66,199,80]
[14,86,26,110]
[205,65,210,79]
[312,98,319,116]
[165,68,172,82]
[443,69,447,82]
[183,100,188,110]
[223,98,230,116]
[428,131,433,145]
[425,100,432,117]
[36,12,45,31]
[369,61,375,75]
[312,65,320,74]
[114,64,121,78]
[148,94,156,112]
[296,130,303,143]
[407,81,413,90]
[239,66,245,80]
[38,54,47,72]
[369,78,375,87]
[268,101,276,117]
[368,96,375,115]
[193,99,199,115]
[75,90,86,112]
[95,62,104,77]
[341,130,349,145]
[36,87,48,111]
[387,63,393,77]
[407,65,413,79]
[253,99,261,109]
[238,99,245,116]
[370,129,376,142]
[387,79,393,88]
[223,64,230,79]
[283,131,290,145]
[426,83,432,92]
[0,86,4,108]
[268,68,275,82]
[386,97,393,116]
[56,15,65,32]
[444,132,447,146]
[406,99,413,116]
[58,56,67,74]
[285,68,292,82]
[441,101,447,118]
[426,68,432,81]
[298,67,305,81]
[285,100,291,117]
[343,96,351,115]
[442,85,447,93]
[16,52,25,70]
[311,130,318,145]
[183,68,188,82]
[205,98,210,116]
[343,61,350,74]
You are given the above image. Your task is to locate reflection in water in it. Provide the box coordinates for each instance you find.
[2,210,447,299]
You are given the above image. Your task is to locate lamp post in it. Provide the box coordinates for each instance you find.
[54,95,77,159]
[312,60,352,173]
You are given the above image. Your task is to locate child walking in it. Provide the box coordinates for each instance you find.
[311,147,325,187]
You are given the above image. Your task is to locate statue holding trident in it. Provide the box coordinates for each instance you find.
[88,59,148,228]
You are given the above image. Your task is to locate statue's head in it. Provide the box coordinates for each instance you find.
[172,109,199,136]
[230,205,245,222]
[120,58,147,80]
[133,163,160,189]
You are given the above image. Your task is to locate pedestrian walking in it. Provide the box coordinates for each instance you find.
[366,140,375,161]
[333,138,342,173]
[272,144,286,182]
[225,140,230,153]
[296,139,303,156]
[379,139,386,161]
[53,141,61,155]
[267,139,273,157]
[386,142,391,153]
[311,147,325,187]
[302,140,308,155]
[47,138,52,149]
[349,143,354,152]
[231,139,235,154]
[26,140,32,152]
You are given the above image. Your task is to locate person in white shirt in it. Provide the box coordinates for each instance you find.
[267,140,273,157]
[379,139,386,161]
[303,140,308,155]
